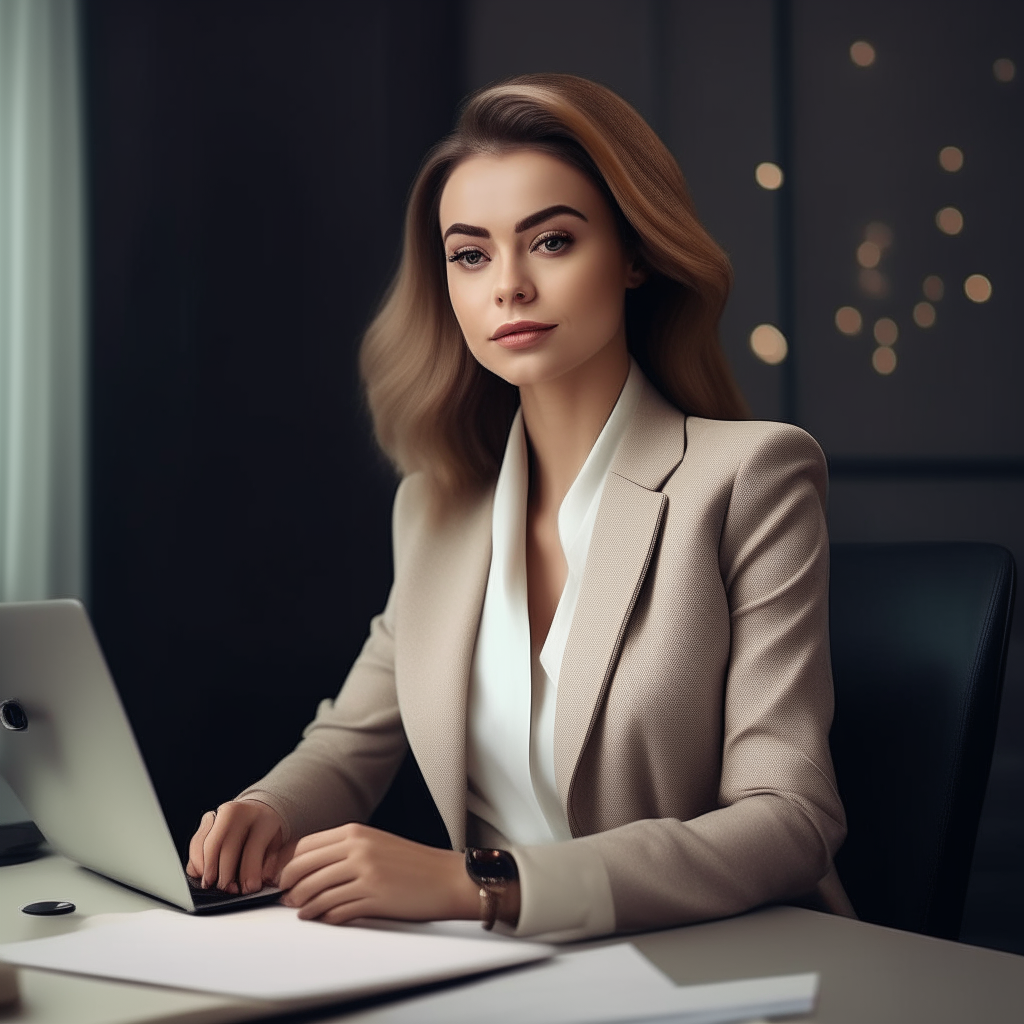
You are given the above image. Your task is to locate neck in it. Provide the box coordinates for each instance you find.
[519,340,630,515]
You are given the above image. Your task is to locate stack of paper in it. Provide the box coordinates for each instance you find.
[0,906,550,1004]
[0,907,818,1023]
[340,940,817,1023]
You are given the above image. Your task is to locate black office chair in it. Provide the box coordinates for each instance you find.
[828,542,1016,940]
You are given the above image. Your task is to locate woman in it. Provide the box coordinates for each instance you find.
[187,73,852,941]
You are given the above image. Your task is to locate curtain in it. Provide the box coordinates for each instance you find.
[0,0,85,602]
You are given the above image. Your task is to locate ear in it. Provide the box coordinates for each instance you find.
[625,258,648,289]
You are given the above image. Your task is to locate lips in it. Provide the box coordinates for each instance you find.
[490,321,556,348]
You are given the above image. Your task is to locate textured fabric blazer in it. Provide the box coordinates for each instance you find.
[242,377,852,939]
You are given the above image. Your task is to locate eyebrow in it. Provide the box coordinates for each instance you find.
[442,204,588,243]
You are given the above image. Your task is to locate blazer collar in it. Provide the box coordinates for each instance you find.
[606,375,690,491]
[553,379,688,828]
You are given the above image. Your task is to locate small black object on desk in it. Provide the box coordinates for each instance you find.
[21,901,75,916]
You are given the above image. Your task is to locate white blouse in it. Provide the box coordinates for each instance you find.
[466,359,644,847]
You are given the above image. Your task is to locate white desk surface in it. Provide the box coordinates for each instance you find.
[2,852,1023,1024]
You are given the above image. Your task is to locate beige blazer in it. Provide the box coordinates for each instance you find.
[242,378,852,939]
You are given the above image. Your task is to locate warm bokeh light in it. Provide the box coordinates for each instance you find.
[835,306,863,335]
[856,241,882,268]
[872,347,897,375]
[964,274,993,302]
[873,317,899,346]
[993,58,1016,83]
[939,146,964,172]
[923,275,945,301]
[936,207,964,235]
[865,222,893,248]
[913,301,936,328]
[755,162,784,190]
[859,268,889,297]
[850,41,876,67]
[749,324,788,365]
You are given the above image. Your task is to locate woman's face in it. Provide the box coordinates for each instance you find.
[439,149,643,389]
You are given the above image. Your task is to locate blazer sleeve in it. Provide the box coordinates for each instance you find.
[235,488,411,843]
[508,424,847,940]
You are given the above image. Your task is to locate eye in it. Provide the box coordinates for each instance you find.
[448,247,489,268]
[531,230,573,255]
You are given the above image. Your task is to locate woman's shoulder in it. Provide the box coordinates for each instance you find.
[669,418,830,561]
[664,416,828,512]
[683,416,827,473]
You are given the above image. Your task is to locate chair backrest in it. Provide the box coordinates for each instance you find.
[829,542,1016,940]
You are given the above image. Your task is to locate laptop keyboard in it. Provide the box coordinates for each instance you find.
[186,873,279,908]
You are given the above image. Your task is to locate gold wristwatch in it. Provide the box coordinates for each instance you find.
[464,847,518,930]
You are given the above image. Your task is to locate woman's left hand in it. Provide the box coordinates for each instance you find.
[278,823,481,925]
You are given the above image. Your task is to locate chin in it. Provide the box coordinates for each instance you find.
[478,351,570,389]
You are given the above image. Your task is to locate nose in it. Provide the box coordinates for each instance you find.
[493,260,535,307]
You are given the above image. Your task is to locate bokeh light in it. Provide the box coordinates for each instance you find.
[857,241,882,268]
[865,222,894,248]
[873,318,899,346]
[913,301,936,328]
[936,207,964,235]
[993,58,1016,82]
[750,324,788,364]
[872,347,897,375]
[939,146,964,172]
[835,306,863,335]
[755,162,784,190]
[923,275,945,301]
[964,274,993,302]
[850,41,876,67]
[859,269,889,297]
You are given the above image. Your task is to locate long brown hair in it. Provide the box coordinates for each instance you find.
[360,73,748,495]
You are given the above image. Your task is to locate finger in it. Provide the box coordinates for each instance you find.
[201,805,248,889]
[293,824,356,857]
[214,816,252,892]
[278,840,350,892]
[319,897,375,926]
[284,859,359,910]
[238,814,282,895]
[200,809,231,888]
[293,880,366,921]
[187,811,217,879]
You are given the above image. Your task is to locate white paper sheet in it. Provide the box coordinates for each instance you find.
[334,941,818,1024]
[0,906,551,1003]
[0,909,817,1023]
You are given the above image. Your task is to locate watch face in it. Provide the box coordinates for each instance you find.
[465,847,519,885]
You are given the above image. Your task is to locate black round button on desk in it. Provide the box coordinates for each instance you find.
[21,901,75,916]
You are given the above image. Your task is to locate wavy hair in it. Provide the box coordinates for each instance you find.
[360,73,748,495]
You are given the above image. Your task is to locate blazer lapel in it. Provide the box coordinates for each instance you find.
[395,488,493,851]
[553,381,688,826]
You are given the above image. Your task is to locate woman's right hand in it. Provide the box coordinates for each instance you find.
[186,801,293,895]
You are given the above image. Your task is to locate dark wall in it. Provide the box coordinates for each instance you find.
[84,0,461,853]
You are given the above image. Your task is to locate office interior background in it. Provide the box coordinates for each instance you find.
[0,0,1020,955]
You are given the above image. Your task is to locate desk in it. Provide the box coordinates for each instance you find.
[2,853,1023,1024]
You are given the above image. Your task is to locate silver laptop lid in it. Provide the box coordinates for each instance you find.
[0,600,193,910]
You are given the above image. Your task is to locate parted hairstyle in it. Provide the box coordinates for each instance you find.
[360,73,748,495]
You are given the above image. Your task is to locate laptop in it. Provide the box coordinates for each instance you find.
[0,599,280,913]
